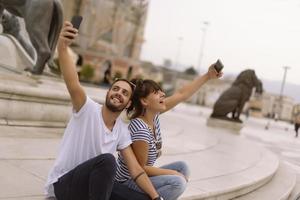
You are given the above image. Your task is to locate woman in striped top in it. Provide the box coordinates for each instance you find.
[116,64,222,200]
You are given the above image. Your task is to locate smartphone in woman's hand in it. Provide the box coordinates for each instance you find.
[214,59,224,73]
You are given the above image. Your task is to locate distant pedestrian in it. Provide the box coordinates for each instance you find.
[76,54,83,66]
[102,61,112,85]
[295,123,299,137]
[126,66,133,80]
[295,114,300,138]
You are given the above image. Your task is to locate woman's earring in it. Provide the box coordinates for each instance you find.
[142,107,146,116]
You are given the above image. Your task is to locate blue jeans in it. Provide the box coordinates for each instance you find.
[122,161,190,200]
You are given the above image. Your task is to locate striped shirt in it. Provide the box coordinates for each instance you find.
[115,115,162,182]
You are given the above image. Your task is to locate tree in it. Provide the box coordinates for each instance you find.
[184,66,198,75]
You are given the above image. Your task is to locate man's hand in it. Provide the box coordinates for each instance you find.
[57,21,78,51]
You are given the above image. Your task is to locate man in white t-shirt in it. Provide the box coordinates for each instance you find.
[45,21,164,200]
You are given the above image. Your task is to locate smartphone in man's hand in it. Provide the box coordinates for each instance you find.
[66,16,82,39]
[214,59,224,73]
[71,15,83,30]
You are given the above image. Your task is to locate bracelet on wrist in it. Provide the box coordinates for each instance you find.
[133,171,145,182]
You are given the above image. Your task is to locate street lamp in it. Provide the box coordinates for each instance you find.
[197,21,209,74]
[265,66,291,130]
[278,66,291,119]
[174,36,183,69]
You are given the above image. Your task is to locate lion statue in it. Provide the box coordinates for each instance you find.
[211,69,263,123]
[0,0,63,74]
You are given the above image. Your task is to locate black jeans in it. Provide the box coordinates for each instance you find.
[54,153,117,200]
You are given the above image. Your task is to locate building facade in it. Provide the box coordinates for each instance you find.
[170,72,296,121]
[60,0,149,81]
[292,104,300,123]
[172,73,232,107]
[261,93,295,121]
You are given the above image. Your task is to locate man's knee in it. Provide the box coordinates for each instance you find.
[101,153,116,164]
[96,153,117,175]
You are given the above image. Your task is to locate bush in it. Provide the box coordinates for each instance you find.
[80,64,94,81]
[113,70,123,80]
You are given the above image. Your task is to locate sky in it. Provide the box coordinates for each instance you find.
[140,0,300,85]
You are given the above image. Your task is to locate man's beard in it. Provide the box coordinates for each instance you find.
[105,95,127,113]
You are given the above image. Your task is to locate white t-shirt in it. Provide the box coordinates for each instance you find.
[45,96,132,197]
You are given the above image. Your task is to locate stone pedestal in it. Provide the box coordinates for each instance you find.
[206,117,244,133]
[0,72,106,128]
[0,34,106,128]
[0,34,35,71]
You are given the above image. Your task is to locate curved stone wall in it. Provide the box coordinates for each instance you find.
[0,72,106,127]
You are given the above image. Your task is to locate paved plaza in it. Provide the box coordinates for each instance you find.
[1,1,299,198]
[0,96,299,199]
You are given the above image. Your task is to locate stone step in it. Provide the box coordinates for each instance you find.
[0,71,107,126]
[160,112,280,200]
[288,174,300,200]
[0,119,66,128]
[232,162,296,200]
[180,149,279,200]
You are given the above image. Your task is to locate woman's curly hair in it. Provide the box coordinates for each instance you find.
[127,79,162,119]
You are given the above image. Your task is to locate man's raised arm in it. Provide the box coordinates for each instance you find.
[57,21,86,112]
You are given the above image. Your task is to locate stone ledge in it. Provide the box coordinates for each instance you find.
[0,91,70,105]
[233,162,296,200]
[0,71,106,124]
[0,82,70,103]
[180,149,279,200]
[288,174,300,200]
[0,120,66,128]
[0,98,71,123]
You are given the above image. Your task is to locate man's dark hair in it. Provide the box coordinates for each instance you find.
[110,78,136,96]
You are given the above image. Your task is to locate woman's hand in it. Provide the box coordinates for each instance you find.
[57,21,78,51]
[206,63,223,80]
[170,170,189,182]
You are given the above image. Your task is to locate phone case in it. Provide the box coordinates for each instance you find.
[71,16,83,30]
[214,59,224,73]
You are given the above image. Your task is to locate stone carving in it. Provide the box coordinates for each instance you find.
[1,10,35,60]
[0,0,63,74]
[211,69,263,123]
[77,0,147,59]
